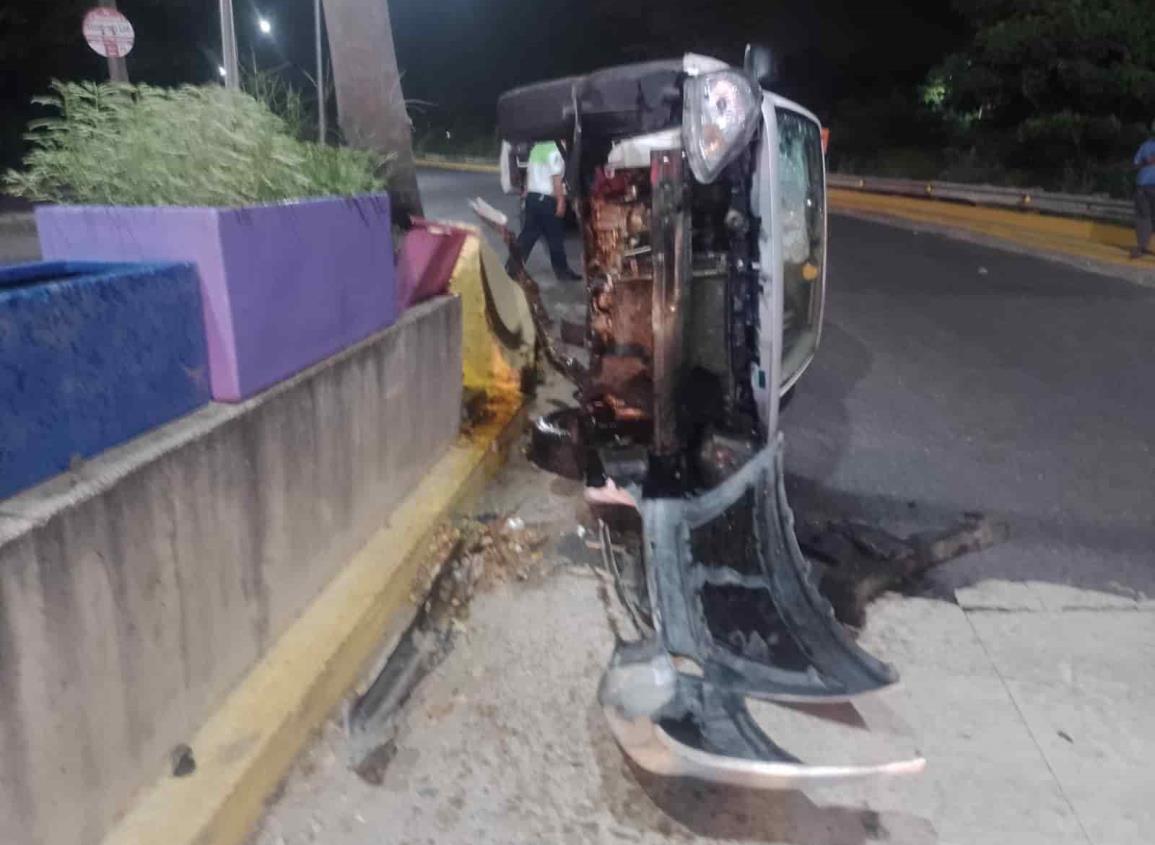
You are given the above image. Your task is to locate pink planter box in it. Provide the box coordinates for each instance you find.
[395,218,468,312]
[36,195,397,401]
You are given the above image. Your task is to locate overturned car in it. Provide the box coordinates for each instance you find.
[474,48,924,787]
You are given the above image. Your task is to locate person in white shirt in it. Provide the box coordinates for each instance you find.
[512,140,582,281]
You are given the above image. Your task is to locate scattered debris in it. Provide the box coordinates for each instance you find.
[170,743,196,778]
[797,512,1010,627]
[861,809,886,840]
[353,740,397,787]
[585,479,639,509]
[460,387,492,432]
[560,318,587,347]
[350,515,550,782]
[527,408,585,481]
[598,520,650,637]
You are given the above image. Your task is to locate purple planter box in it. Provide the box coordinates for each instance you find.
[36,195,396,401]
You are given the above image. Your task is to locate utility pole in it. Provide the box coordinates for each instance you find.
[322,0,422,217]
[97,0,129,82]
[219,0,240,89]
[315,0,327,143]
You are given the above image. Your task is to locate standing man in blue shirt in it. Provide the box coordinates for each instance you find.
[1132,123,1155,259]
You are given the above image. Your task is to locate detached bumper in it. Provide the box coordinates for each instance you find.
[598,442,925,787]
[599,642,925,789]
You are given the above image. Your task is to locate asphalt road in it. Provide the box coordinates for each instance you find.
[418,166,1155,609]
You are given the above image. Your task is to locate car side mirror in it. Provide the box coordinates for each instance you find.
[744,44,776,89]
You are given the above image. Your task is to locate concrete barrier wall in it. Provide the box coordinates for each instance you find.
[0,296,462,845]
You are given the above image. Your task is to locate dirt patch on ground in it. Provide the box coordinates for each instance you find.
[408,515,553,613]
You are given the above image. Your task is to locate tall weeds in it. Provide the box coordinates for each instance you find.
[5,81,387,206]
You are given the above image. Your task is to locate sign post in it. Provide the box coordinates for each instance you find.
[219,0,240,90]
[83,2,133,83]
[315,0,326,142]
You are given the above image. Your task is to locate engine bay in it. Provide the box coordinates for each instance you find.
[579,143,765,496]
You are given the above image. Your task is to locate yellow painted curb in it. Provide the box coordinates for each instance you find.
[446,226,536,396]
[100,404,525,845]
[830,188,1155,273]
[416,157,500,174]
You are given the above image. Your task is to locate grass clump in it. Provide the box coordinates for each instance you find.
[5,81,387,206]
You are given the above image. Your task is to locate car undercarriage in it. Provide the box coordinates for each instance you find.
[474,51,926,787]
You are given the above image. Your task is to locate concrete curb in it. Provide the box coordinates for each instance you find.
[100,398,526,845]
[416,156,499,174]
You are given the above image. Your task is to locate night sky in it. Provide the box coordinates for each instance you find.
[390,0,964,135]
[1,0,965,160]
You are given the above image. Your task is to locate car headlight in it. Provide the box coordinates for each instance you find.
[682,70,762,184]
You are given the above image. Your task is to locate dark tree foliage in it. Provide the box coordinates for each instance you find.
[933,0,1155,193]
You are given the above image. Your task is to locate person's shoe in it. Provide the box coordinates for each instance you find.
[1130,248,1147,259]
[555,268,583,282]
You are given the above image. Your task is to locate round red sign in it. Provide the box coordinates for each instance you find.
[82,7,135,59]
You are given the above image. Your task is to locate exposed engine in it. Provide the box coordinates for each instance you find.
[579,147,765,496]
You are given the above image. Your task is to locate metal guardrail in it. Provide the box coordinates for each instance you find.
[415,157,1134,226]
[828,173,1133,225]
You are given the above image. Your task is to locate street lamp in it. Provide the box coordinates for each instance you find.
[257,16,272,36]
[218,65,227,79]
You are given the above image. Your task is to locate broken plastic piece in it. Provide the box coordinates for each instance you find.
[643,440,898,702]
[600,640,925,789]
[596,440,923,788]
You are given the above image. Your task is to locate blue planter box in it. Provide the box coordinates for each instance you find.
[0,261,211,500]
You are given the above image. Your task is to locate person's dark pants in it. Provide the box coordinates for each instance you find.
[516,193,571,276]
[1136,186,1155,253]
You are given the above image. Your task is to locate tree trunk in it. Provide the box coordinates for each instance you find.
[321,0,422,218]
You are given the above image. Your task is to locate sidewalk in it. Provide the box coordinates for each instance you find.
[251,385,1154,845]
